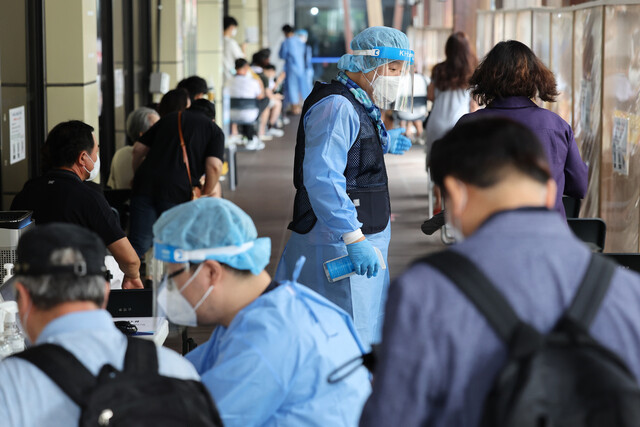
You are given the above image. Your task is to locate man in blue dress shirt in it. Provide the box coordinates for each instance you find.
[360,117,640,427]
[0,223,199,427]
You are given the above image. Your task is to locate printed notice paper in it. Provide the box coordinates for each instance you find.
[9,106,26,165]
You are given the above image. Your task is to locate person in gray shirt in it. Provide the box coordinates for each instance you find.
[360,117,640,427]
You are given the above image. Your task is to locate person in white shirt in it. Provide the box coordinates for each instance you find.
[108,107,159,190]
[228,59,268,150]
[223,16,245,84]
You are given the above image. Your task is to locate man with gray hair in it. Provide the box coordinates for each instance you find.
[0,223,201,426]
[108,107,159,189]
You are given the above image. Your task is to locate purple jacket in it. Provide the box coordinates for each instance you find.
[458,97,588,216]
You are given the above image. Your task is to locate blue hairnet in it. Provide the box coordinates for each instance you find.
[153,198,271,275]
[338,26,410,73]
[295,29,308,37]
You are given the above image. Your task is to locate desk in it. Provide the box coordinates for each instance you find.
[115,317,169,346]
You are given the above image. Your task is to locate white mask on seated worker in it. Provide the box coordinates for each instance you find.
[372,75,403,105]
[157,263,213,326]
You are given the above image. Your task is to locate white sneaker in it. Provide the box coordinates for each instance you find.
[259,134,273,141]
[227,134,244,146]
[245,137,265,151]
[282,117,291,125]
[266,128,284,137]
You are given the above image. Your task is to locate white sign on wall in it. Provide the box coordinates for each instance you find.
[612,116,629,176]
[9,106,26,165]
[114,68,124,108]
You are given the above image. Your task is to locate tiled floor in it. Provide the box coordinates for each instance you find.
[164,117,445,353]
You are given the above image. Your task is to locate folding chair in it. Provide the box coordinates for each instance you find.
[567,218,606,252]
[562,196,582,218]
[604,253,640,274]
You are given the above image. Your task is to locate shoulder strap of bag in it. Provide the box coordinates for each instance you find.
[178,111,194,187]
[422,251,524,344]
[13,343,95,406]
[564,254,616,329]
[123,336,158,373]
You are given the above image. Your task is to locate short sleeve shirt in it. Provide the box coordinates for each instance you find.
[11,170,125,245]
[133,110,225,204]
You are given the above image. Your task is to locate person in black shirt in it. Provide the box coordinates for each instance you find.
[11,121,143,289]
[130,107,225,258]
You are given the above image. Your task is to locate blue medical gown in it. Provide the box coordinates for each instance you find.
[186,281,371,427]
[279,37,310,104]
[275,95,392,348]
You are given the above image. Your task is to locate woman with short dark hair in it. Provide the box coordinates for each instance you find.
[458,40,588,217]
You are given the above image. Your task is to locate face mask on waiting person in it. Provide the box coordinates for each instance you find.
[444,180,468,243]
[156,263,213,327]
[83,153,101,181]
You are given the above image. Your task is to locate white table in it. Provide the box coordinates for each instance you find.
[115,317,169,346]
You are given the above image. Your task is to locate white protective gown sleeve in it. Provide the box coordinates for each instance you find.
[302,94,364,236]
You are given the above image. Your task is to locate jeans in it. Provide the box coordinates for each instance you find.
[129,195,178,258]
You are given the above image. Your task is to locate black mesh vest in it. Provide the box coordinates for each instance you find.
[288,80,390,234]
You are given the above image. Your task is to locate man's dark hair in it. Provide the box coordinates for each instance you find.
[177,76,208,101]
[224,16,238,30]
[470,40,559,106]
[429,117,551,191]
[235,58,248,70]
[189,99,216,121]
[43,120,95,169]
[251,49,271,68]
[157,88,190,117]
[282,24,294,34]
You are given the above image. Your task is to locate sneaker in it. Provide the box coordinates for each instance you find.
[259,134,273,141]
[227,134,244,146]
[266,127,284,137]
[282,116,291,125]
[245,136,265,151]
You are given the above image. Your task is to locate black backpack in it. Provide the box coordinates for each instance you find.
[14,336,223,427]
[423,250,640,427]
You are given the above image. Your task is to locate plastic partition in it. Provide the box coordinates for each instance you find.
[600,5,640,252]
[504,11,518,40]
[476,12,494,59]
[516,10,533,47]
[493,12,505,44]
[573,7,603,218]
[532,11,551,66]
[548,11,574,124]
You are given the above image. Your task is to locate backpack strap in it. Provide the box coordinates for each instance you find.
[124,336,159,373]
[422,251,542,356]
[12,344,95,406]
[565,254,616,329]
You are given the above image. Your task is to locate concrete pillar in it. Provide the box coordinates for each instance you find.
[44,0,99,134]
[196,0,224,118]
[151,0,184,98]
[228,0,262,60]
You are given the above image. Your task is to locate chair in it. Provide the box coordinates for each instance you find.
[567,218,606,252]
[562,196,581,218]
[230,98,260,139]
[604,253,640,274]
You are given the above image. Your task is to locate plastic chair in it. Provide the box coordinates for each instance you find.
[230,98,260,139]
[604,253,640,274]
[567,218,606,252]
[562,196,581,218]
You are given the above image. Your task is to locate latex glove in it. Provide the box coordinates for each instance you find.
[388,128,412,155]
[346,239,380,278]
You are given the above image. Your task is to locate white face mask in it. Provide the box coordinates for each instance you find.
[156,263,213,327]
[231,28,238,37]
[372,75,402,105]
[83,152,100,181]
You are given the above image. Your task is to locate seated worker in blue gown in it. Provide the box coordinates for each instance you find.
[152,198,371,427]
